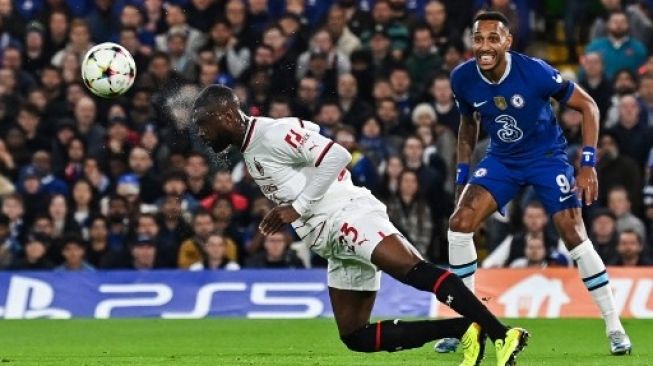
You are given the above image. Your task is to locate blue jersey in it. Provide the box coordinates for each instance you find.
[451,51,575,160]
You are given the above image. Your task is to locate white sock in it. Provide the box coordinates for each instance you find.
[570,240,624,334]
[448,230,477,293]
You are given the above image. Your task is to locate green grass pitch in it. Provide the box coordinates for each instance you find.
[0,318,651,365]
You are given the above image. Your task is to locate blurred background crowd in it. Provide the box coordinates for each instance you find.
[0,0,651,272]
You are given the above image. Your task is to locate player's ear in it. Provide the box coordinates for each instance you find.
[505,33,513,49]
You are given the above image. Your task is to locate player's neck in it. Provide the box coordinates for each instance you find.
[482,60,508,83]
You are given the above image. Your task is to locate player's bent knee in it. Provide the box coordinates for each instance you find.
[340,325,376,352]
[449,212,476,233]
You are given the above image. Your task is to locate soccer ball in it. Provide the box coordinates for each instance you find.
[81,42,136,98]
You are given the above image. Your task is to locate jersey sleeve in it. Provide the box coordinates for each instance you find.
[532,58,575,103]
[450,68,474,117]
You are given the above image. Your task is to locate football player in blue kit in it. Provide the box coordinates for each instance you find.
[444,12,631,355]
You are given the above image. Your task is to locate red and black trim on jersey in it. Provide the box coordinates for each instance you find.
[296,117,305,128]
[315,141,335,167]
[240,118,258,152]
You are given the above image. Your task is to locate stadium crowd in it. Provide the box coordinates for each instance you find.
[0,0,651,272]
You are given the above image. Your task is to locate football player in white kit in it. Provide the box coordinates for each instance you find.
[192,85,529,366]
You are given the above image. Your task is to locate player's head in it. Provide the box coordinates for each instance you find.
[471,11,512,72]
[192,84,246,153]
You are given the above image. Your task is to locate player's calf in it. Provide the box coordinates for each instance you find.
[401,260,508,341]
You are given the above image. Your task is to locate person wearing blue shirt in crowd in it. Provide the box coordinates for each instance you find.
[586,10,647,80]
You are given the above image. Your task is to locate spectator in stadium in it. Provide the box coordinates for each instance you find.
[105,195,130,251]
[184,0,220,33]
[297,28,351,82]
[590,209,619,263]
[292,76,321,121]
[335,126,379,192]
[22,22,48,78]
[9,233,53,270]
[156,195,193,267]
[2,193,26,245]
[586,10,647,80]
[119,4,154,49]
[126,146,161,205]
[73,97,105,157]
[427,72,460,137]
[123,234,158,270]
[17,172,46,225]
[560,107,583,150]
[268,96,293,119]
[166,30,194,80]
[315,100,344,139]
[44,11,69,60]
[361,0,410,58]
[155,4,204,54]
[608,94,653,169]
[189,233,240,271]
[55,234,94,271]
[483,202,567,268]
[202,19,250,79]
[411,103,455,182]
[82,157,110,195]
[184,153,211,201]
[610,229,653,266]
[245,230,305,269]
[0,213,19,268]
[178,210,216,268]
[378,154,404,202]
[70,178,98,233]
[406,25,441,96]
[4,127,30,168]
[337,73,373,132]
[579,53,613,126]
[508,234,550,268]
[387,169,435,260]
[2,46,36,95]
[358,117,392,168]
[607,186,647,242]
[590,0,653,47]
[325,5,361,57]
[200,170,249,219]
[389,67,414,120]
[423,1,459,51]
[376,97,409,150]
[51,19,93,67]
[21,150,68,195]
[366,25,395,78]
[48,193,80,240]
[17,103,48,153]
[638,73,653,127]
[224,0,255,50]
[597,132,642,210]
[402,135,445,204]
[86,215,112,268]
[261,24,298,97]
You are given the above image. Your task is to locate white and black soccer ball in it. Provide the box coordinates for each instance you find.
[81,42,136,98]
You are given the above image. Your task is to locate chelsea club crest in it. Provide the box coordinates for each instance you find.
[510,94,525,108]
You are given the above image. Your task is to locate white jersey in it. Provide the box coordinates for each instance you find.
[240,116,368,217]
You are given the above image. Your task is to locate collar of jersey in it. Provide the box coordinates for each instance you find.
[476,52,512,85]
[240,117,257,152]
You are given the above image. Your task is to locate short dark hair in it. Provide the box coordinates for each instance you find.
[473,11,510,28]
[619,229,642,245]
[194,84,238,115]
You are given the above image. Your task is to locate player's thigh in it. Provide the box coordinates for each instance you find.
[371,234,423,280]
[528,156,582,215]
[454,156,519,227]
[329,287,376,336]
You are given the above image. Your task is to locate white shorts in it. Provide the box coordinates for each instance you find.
[293,195,400,291]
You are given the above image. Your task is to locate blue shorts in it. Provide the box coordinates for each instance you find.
[469,153,582,215]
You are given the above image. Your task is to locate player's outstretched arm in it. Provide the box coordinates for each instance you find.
[454,114,479,204]
[565,83,600,205]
